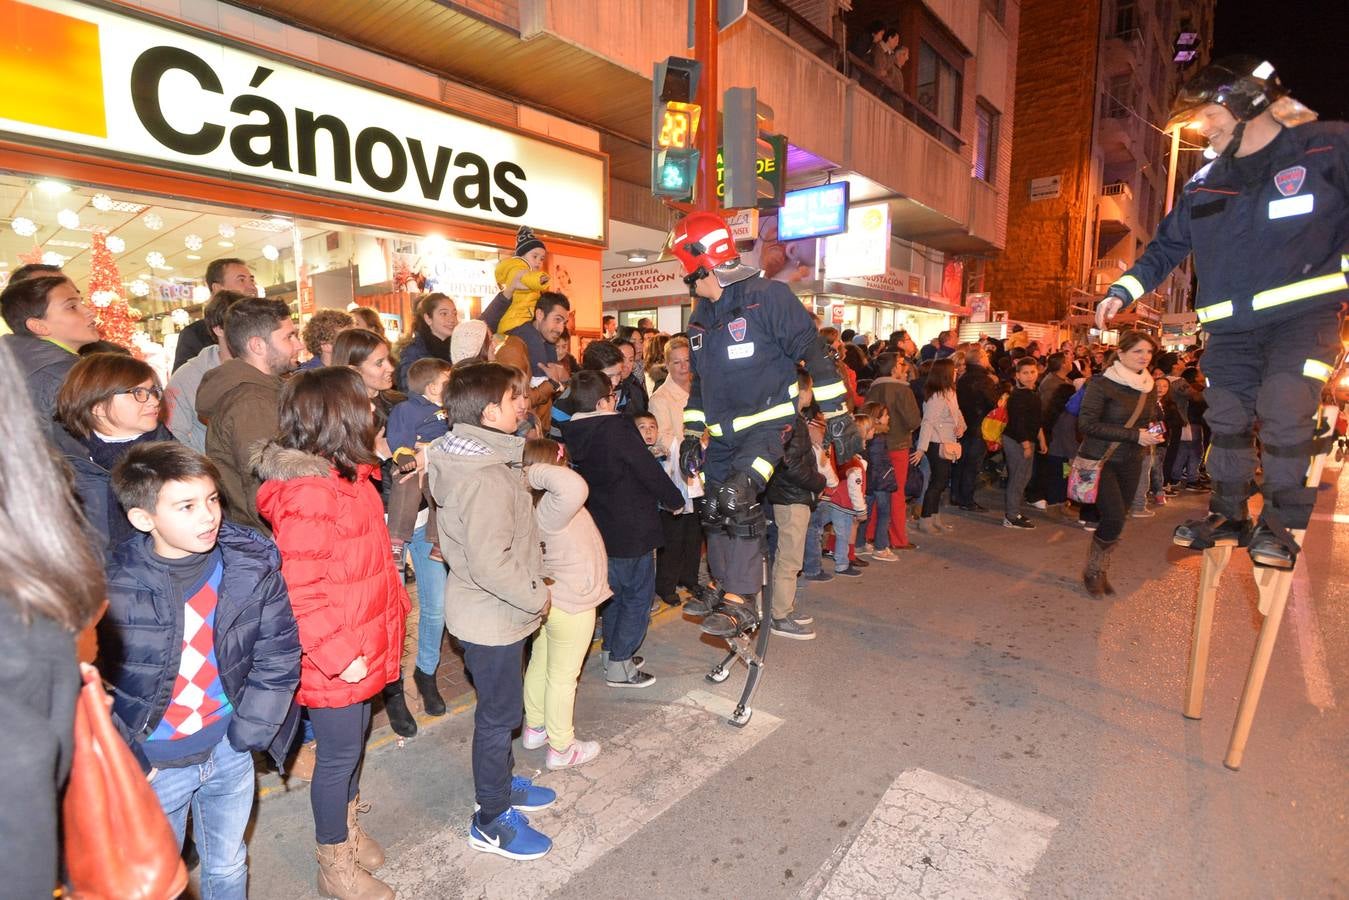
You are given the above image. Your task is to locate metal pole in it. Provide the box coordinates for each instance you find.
[694,0,718,212]
[1164,124,1182,215]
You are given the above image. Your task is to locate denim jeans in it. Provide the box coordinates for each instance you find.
[150,736,254,900]
[804,502,830,575]
[1169,434,1202,485]
[460,639,526,823]
[407,523,449,674]
[825,504,859,572]
[603,553,656,662]
[865,490,893,550]
[307,701,372,844]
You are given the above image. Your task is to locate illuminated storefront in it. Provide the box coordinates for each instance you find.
[0,0,606,350]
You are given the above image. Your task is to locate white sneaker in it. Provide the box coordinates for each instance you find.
[546,740,601,770]
[871,548,899,561]
[522,725,548,750]
[1030,499,1048,510]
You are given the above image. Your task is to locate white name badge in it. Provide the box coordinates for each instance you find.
[1269,194,1314,219]
[728,342,755,360]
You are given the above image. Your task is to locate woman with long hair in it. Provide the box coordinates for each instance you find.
[54,352,175,556]
[254,367,408,899]
[394,293,458,392]
[1076,330,1163,597]
[330,328,419,738]
[0,340,105,899]
[914,357,965,534]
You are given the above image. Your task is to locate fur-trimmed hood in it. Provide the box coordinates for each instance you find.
[251,441,334,482]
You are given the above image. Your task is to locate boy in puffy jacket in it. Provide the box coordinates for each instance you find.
[102,442,300,898]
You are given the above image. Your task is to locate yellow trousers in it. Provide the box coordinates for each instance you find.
[522,606,596,751]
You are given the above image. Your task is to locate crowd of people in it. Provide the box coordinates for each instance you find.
[0,246,1210,898]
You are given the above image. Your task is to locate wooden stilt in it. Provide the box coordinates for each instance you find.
[1184,545,1233,719]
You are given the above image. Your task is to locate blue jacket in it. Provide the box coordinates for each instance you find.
[865,435,897,493]
[386,393,449,454]
[1110,122,1348,332]
[98,524,302,773]
[54,424,176,561]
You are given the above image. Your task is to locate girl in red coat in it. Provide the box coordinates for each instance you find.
[255,366,408,900]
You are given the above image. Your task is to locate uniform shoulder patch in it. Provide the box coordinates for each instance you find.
[1274,165,1306,196]
[728,317,748,342]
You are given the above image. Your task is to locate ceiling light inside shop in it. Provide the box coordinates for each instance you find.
[57,209,80,229]
[262,244,280,261]
[266,217,291,228]
[36,180,70,196]
[218,240,234,248]
[186,253,201,261]
[11,217,38,237]
[238,218,290,233]
[193,286,211,302]
[622,249,656,263]
[106,235,126,253]
[106,200,147,214]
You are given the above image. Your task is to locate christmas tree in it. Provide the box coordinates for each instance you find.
[86,231,140,347]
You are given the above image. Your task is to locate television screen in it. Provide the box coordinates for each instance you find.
[777,182,851,241]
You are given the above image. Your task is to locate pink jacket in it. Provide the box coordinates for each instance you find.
[527,464,611,614]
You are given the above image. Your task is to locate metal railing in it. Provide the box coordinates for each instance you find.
[1102,182,1133,198]
[749,0,964,152]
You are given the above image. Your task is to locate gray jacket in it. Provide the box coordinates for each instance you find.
[165,343,222,452]
[427,423,548,646]
[3,334,78,432]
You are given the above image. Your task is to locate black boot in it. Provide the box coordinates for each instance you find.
[700,595,760,638]
[382,680,418,737]
[684,584,725,617]
[1173,513,1252,549]
[412,667,446,716]
[1082,537,1113,599]
[1247,521,1299,569]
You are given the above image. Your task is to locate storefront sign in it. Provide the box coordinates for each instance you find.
[0,0,606,241]
[778,182,849,241]
[823,203,890,279]
[602,259,685,303]
[966,292,991,323]
[726,207,759,244]
[830,303,845,325]
[421,257,496,297]
[835,267,926,297]
[1029,175,1062,201]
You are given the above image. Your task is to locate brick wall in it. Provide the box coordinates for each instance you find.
[983,0,1101,323]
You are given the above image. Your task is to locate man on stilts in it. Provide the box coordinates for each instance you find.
[1098,56,1347,570]
[671,212,859,724]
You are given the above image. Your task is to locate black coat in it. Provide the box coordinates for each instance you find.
[765,412,827,507]
[1004,386,1043,444]
[55,424,176,560]
[561,412,684,558]
[0,603,79,900]
[1078,374,1157,462]
[956,364,999,426]
[98,524,302,773]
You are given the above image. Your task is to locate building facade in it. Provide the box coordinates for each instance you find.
[984,0,1215,327]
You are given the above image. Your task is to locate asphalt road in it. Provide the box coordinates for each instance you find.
[245,460,1348,899]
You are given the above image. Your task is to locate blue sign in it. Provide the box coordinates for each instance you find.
[777,182,850,241]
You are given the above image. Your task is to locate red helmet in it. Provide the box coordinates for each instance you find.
[670,212,738,275]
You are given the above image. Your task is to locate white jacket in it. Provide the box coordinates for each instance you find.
[917,389,967,448]
[527,464,611,614]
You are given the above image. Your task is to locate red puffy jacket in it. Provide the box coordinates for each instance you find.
[255,443,409,708]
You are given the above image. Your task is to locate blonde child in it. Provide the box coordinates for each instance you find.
[821,413,875,576]
[520,438,608,769]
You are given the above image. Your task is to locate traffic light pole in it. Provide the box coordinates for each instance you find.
[693,0,718,213]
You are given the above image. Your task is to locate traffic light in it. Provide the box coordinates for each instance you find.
[720,87,787,210]
[651,57,703,200]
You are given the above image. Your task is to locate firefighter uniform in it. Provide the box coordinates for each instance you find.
[684,275,849,594]
[1106,120,1348,555]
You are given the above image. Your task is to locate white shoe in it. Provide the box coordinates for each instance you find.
[1030,499,1047,510]
[855,543,873,556]
[522,725,548,750]
[871,548,899,561]
[546,740,601,770]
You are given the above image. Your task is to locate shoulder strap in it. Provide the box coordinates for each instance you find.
[1098,389,1150,465]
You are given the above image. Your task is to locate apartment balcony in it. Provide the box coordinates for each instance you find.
[1100,112,1146,165]
[1098,182,1136,227]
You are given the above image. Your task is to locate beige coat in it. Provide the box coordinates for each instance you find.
[527,464,610,614]
[427,423,548,646]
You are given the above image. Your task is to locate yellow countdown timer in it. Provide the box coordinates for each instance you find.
[656,101,701,150]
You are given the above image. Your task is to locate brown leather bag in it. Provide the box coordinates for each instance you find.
[62,666,188,900]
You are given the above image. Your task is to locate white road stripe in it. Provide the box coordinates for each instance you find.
[805,769,1057,900]
[382,689,781,898]
[1289,561,1337,711]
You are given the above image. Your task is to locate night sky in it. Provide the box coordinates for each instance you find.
[1212,0,1349,122]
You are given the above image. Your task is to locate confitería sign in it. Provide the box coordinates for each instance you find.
[0,0,606,241]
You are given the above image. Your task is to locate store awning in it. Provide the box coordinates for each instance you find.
[793,279,972,317]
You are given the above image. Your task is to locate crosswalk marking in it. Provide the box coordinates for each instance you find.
[382,689,782,898]
[802,768,1057,899]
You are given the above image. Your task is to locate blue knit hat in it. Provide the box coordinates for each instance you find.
[514,225,545,257]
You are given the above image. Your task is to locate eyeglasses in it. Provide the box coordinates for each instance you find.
[115,386,163,403]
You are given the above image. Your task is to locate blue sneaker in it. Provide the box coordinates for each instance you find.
[468,807,552,860]
[475,775,557,814]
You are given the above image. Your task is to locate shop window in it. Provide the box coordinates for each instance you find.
[974,102,999,184]
[915,42,962,133]
[619,310,657,330]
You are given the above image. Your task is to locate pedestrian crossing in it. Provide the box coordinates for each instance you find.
[381,690,782,898]
[802,769,1058,899]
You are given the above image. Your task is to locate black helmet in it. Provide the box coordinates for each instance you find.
[1166,55,1287,130]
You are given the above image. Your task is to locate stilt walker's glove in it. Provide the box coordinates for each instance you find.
[1094,284,1132,331]
[680,428,706,479]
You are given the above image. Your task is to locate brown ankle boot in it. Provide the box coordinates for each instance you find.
[1083,537,1115,598]
[347,796,385,871]
[316,839,394,900]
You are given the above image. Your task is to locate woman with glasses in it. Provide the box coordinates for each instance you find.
[53,352,175,557]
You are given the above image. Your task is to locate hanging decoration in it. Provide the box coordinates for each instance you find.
[91,193,115,212]
[106,235,126,253]
[184,234,203,251]
[218,223,236,239]
[142,212,164,230]
[170,308,191,327]
[128,279,150,298]
[57,209,80,230]
[86,231,141,347]
[262,244,279,261]
[11,217,38,237]
[42,251,65,266]
[145,251,166,269]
